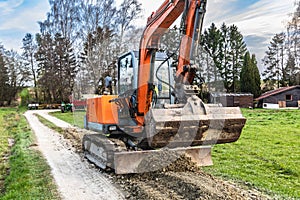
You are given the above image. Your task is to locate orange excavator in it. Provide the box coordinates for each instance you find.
[83,0,246,174]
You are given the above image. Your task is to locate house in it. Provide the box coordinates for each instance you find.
[255,85,300,108]
[210,93,253,108]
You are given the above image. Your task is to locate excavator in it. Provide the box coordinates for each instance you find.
[83,0,246,174]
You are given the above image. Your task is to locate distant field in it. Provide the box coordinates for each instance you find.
[205,109,300,199]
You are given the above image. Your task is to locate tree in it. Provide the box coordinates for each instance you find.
[251,54,262,98]
[286,53,300,85]
[262,2,300,90]
[116,0,142,53]
[80,27,115,93]
[219,23,231,92]
[22,33,38,101]
[262,33,286,88]
[201,23,223,84]
[0,46,9,105]
[286,1,300,86]
[241,52,261,98]
[78,0,117,39]
[35,33,77,103]
[240,52,252,93]
[287,1,300,70]
[53,33,78,102]
[35,33,56,103]
[46,0,81,41]
[160,25,181,56]
[202,23,247,92]
[228,24,247,92]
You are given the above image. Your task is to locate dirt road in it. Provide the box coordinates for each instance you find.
[24,110,124,200]
[25,110,271,200]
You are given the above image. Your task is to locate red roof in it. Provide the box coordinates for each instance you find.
[255,85,300,101]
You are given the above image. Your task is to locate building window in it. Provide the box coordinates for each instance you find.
[286,94,292,101]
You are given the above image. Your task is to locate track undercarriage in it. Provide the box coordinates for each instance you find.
[83,134,213,174]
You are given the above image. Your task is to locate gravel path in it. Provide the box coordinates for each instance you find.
[24,110,124,200]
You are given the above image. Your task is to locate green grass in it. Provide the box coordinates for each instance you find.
[0,109,14,194]
[35,114,65,134]
[205,109,300,199]
[50,111,85,128]
[0,108,60,200]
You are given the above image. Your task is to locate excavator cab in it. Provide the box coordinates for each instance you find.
[117,51,174,106]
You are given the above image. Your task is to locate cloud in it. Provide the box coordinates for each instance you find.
[205,0,295,72]
[0,0,24,15]
[0,3,47,31]
[0,0,49,51]
[206,0,294,33]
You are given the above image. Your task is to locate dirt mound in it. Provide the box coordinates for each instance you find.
[114,153,270,200]
[63,127,86,151]
[135,149,199,173]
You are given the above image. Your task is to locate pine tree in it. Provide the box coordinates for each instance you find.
[240,52,261,97]
[262,33,286,88]
[240,52,252,93]
[201,23,223,84]
[202,23,247,92]
[228,24,247,92]
[35,33,56,103]
[54,33,78,102]
[219,23,231,92]
[251,54,261,98]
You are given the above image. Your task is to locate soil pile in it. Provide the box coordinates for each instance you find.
[114,156,271,200]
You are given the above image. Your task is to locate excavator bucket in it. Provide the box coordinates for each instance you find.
[145,95,246,148]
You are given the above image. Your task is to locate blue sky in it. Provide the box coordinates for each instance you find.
[0,0,49,50]
[0,0,296,71]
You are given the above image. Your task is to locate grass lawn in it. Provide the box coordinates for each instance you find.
[50,110,85,128]
[0,108,60,200]
[0,109,14,194]
[205,109,300,199]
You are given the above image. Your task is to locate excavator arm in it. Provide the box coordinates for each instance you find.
[137,0,207,125]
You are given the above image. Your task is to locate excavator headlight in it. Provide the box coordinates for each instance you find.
[108,126,117,131]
